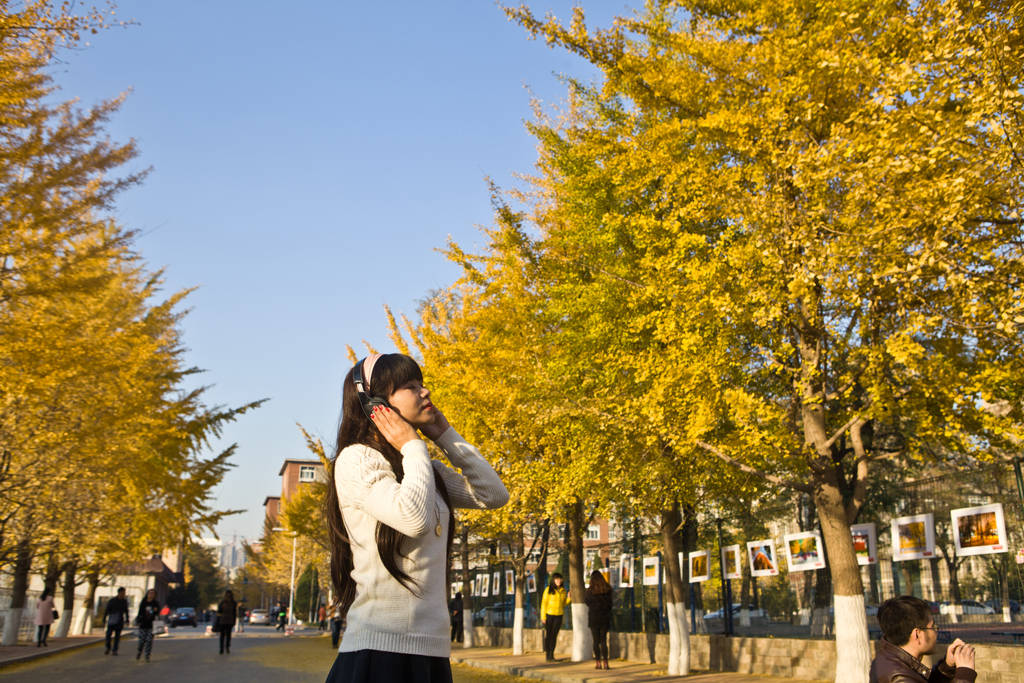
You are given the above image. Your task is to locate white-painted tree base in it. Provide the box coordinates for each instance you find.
[513,607,524,655]
[462,620,474,648]
[1,607,23,645]
[54,612,72,638]
[571,603,590,661]
[739,608,751,626]
[833,594,870,683]
[665,601,690,675]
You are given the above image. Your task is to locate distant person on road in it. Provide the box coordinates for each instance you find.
[103,587,130,655]
[217,590,237,654]
[135,588,160,662]
[541,573,570,662]
[318,603,328,632]
[870,595,976,683]
[584,570,612,670]
[236,602,246,633]
[330,604,345,648]
[34,588,56,647]
[276,603,287,631]
[323,353,508,683]
[449,592,464,643]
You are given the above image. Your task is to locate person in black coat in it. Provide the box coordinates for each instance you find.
[103,587,130,655]
[216,590,238,654]
[449,592,464,643]
[583,570,613,670]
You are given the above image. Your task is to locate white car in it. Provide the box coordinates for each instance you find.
[248,608,271,625]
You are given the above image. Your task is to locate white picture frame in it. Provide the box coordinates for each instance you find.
[689,550,710,583]
[850,523,878,566]
[783,531,826,572]
[747,539,780,577]
[619,553,633,588]
[722,544,742,580]
[892,513,935,561]
[952,503,1009,557]
[642,555,660,586]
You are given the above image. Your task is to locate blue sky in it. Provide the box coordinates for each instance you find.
[52,1,639,543]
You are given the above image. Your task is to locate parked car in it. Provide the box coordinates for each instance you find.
[940,600,995,615]
[984,599,1021,615]
[702,604,742,620]
[248,608,271,625]
[169,606,197,627]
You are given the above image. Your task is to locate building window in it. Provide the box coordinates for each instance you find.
[299,465,317,482]
[587,525,600,540]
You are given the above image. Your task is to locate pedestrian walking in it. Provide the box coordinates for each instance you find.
[318,603,328,632]
[540,573,570,662]
[135,588,160,662]
[323,353,509,683]
[583,570,612,670]
[103,587,130,655]
[330,605,345,649]
[276,604,287,631]
[870,595,976,683]
[236,602,246,633]
[217,590,237,654]
[449,592,464,643]
[34,588,56,647]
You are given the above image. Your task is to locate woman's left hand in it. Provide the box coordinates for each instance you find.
[419,407,451,441]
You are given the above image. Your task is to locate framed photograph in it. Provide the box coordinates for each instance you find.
[642,555,660,586]
[493,571,501,595]
[480,572,490,597]
[722,544,742,580]
[747,539,779,577]
[689,550,710,583]
[505,569,515,595]
[952,503,1008,557]
[451,582,459,598]
[526,572,536,593]
[850,523,878,566]
[784,531,826,572]
[892,513,935,561]
[584,553,595,577]
[619,553,634,588]
[471,574,479,596]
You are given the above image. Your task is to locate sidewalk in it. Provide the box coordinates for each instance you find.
[451,647,829,683]
[0,635,104,668]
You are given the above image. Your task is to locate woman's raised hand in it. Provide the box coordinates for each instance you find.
[419,407,451,442]
[370,405,418,450]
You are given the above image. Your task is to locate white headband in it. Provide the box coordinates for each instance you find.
[362,353,382,391]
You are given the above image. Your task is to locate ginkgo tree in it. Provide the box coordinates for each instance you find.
[503,1,1024,681]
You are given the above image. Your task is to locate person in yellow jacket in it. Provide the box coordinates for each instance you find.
[540,573,570,662]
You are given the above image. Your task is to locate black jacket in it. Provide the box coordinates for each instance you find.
[104,596,129,626]
[583,589,612,629]
[136,599,160,629]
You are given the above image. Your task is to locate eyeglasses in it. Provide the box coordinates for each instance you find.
[918,626,937,632]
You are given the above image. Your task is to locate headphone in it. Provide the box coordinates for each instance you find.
[352,358,389,420]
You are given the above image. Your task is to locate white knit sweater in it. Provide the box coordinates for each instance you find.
[334,426,508,658]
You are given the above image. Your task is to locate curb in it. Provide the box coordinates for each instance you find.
[0,637,105,669]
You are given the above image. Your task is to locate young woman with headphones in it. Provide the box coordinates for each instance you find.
[323,353,508,683]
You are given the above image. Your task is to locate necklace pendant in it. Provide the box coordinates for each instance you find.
[435,523,443,537]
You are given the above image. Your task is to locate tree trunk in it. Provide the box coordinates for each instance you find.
[513,554,526,655]
[459,524,473,647]
[54,560,77,638]
[73,571,99,635]
[1,539,32,645]
[566,500,590,661]
[660,504,690,675]
[815,480,869,683]
[1000,555,1012,623]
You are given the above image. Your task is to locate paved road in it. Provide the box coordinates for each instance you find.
[1,626,528,683]
[1,625,341,682]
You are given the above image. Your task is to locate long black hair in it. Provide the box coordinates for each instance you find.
[547,572,564,595]
[324,353,454,618]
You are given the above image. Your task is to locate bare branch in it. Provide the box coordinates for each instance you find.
[695,440,813,493]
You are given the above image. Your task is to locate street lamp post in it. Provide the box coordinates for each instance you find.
[272,527,298,629]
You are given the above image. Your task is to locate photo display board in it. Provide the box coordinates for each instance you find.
[952,503,1008,557]
[747,539,780,577]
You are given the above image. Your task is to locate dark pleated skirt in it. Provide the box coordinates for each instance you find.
[325,649,453,683]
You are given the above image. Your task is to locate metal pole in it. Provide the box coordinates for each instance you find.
[716,518,733,636]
